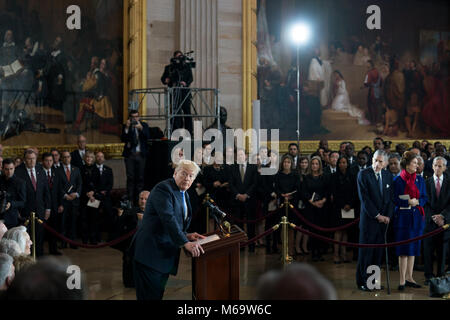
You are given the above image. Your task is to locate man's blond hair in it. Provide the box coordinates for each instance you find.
[175,159,201,177]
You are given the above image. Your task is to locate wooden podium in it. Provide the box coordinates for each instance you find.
[192,225,247,300]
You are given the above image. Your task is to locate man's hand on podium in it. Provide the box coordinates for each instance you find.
[187,232,206,241]
[184,241,205,257]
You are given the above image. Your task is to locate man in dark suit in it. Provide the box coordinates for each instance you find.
[41,152,63,255]
[133,160,205,300]
[94,151,114,239]
[287,143,300,172]
[70,135,87,169]
[57,150,82,249]
[0,158,26,229]
[229,148,258,252]
[345,143,357,168]
[417,156,433,180]
[121,110,150,205]
[423,157,450,284]
[324,151,339,176]
[350,151,369,177]
[51,148,62,169]
[356,150,394,291]
[15,149,51,257]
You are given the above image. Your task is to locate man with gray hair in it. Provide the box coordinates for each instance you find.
[423,156,450,284]
[356,149,394,291]
[0,253,15,291]
[255,263,337,300]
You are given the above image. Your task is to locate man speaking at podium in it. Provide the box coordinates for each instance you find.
[133,159,206,300]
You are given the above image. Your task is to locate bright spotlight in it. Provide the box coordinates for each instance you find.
[291,23,310,45]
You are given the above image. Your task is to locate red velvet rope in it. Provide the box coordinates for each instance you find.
[39,220,136,249]
[290,224,446,248]
[240,226,278,248]
[290,206,360,232]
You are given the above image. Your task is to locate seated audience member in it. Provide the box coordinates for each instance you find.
[423,157,449,284]
[5,256,86,300]
[0,221,7,240]
[13,255,36,273]
[388,153,401,178]
[112,190,150,288]
[229,148,258,252]
[3,226,32,256]
[274,154,300,257]
[331,156,357,264]
[0,239,21,258]
[255,263,337,300]
[0,253,15,291]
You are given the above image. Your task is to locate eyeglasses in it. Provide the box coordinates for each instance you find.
[178,170,195,180]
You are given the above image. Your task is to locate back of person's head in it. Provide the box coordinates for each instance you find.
[0,239,21,258]
[255,263,337,300]
[5,256,86,300]
[3,227,27,254]
[0,220,7,240]
[13,255,36,274]
[0,253,14,290]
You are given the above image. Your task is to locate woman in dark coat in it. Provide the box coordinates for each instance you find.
[331,156,358,264]
[301,156,331,262]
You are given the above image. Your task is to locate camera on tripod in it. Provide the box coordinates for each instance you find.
[170,51,196,69]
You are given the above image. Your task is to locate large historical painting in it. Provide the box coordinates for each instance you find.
[257,0,450,141]
[0,0,123,146]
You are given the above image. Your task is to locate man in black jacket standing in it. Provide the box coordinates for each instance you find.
[58,150,82,249]
[41,152,63,255]
[423,157,450,284]
[95,151,114,239]
[229,148,258,252]
[0,159,26,229]
[70,135,87,169]
[161,50,194,134]
[121,110,150,205]
[15,149,51,257]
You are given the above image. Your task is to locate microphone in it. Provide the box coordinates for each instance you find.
[205,201,226,219]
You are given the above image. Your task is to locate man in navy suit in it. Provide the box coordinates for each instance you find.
[15,149,51,257]
[133,159,206,300]
[356,150,394,291]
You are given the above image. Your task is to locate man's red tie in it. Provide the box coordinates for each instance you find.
[47,170,53,189]
[30,169,37,191]
[436,178,441,198]
[66,166,71,182]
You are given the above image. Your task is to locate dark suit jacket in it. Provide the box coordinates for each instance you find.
[357,168,394,239]
[133,178,192,275]
[121,122,150,157]
[0,175,26,227]
[94,165,113,200]
[228,163,258,201]
[424,175,450,240]
[70,149,85,169]
[56,165,82,207]
[323,166,337,176]
[15,165,51,219]
[43,168,63,213]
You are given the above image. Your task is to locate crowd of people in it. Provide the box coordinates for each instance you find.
[0,132,449,297]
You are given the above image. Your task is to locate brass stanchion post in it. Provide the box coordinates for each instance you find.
[31,212,36,261]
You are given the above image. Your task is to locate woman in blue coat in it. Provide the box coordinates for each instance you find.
[393,151,428,291]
